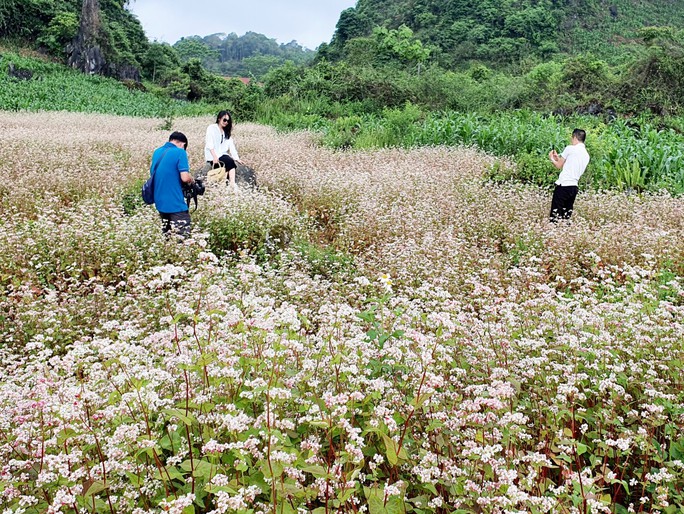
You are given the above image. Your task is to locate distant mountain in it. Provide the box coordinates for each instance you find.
[326,0,684,67]
[173,32,314,78]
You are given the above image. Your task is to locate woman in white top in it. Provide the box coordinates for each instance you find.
[204,110,242,190]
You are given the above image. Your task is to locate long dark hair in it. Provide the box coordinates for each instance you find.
[215,110,233,139]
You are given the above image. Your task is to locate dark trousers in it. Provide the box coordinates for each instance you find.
[208,155,236,170]
[550,185,578,222]
[160,211,191,238]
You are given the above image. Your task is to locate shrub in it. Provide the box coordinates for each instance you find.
[120,177,146,215]
[292,239,357,279]
[192,188,301,259]
[35,10,79,56]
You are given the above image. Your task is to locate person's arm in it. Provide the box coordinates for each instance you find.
[205,126,220,165]
[548,149,565,170]
[227,137,242,163]
[178,151,193,184]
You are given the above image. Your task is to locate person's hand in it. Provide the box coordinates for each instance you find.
[549,150,558,161]
[212,158,220,166]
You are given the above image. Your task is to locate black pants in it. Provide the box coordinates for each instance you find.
[550,185,578,222]
[208,155,236,171]
[160,211,191,238]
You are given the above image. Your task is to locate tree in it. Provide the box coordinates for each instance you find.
[374,25,430,66]
[141,42,180,83]
[0,0,76,40]
[619,27,684,114]
[173,37,220,65]
[263,61,300,97]
[37,11,79,55]
[324,8,371,60]
[341,25,430,69]
[239,55,282,79]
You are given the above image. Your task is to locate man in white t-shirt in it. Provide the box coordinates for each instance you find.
[548,128,590,222]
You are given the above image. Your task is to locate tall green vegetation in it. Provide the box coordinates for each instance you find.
[3,0,684,115]
[0,51,220,117]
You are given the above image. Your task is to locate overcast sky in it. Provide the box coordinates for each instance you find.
[127,0,358,50]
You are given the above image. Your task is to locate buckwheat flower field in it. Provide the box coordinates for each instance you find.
[1,112,683,514]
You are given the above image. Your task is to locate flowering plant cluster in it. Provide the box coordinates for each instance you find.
[0,112,683,513]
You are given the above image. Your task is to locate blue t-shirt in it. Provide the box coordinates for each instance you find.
[150,142,190,214]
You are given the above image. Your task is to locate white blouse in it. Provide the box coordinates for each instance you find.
[204,123,240,162]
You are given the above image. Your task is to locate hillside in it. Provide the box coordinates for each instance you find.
[327,0,684,67]
[0,0,312,83]
[173,32,314,78]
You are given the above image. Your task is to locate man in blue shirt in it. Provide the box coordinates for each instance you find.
[150,132,195,237]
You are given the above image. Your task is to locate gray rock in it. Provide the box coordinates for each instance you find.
[236,163,257,189]
[194,162,258,190]
[8,63,33,80]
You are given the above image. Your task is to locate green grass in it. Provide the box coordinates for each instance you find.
[0,51,218,117]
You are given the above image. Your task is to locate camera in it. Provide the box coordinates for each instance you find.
[183,178,205,209]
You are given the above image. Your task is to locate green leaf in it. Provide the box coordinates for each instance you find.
[159,434,173,451]
[302,465,328,478]
[576,443,588,455]
[154,466,186,482]
[84,481,108,497]
[125,472,143,487]
[196,353,216,367]
[338,487,356,503]
[205,482,240,495]
[57,428,78,445]
[192,459,214,479]
[382,434,399,466]
[422,483,438,495]
[385,496,404,514]
[410,392,433,409]
[365,486,387,514]
[163,408,195,426]
[276,503,297,514]
[261,460,284,478]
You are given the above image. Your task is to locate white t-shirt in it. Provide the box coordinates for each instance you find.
[556,143,590,186]
[204,124,240,162]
